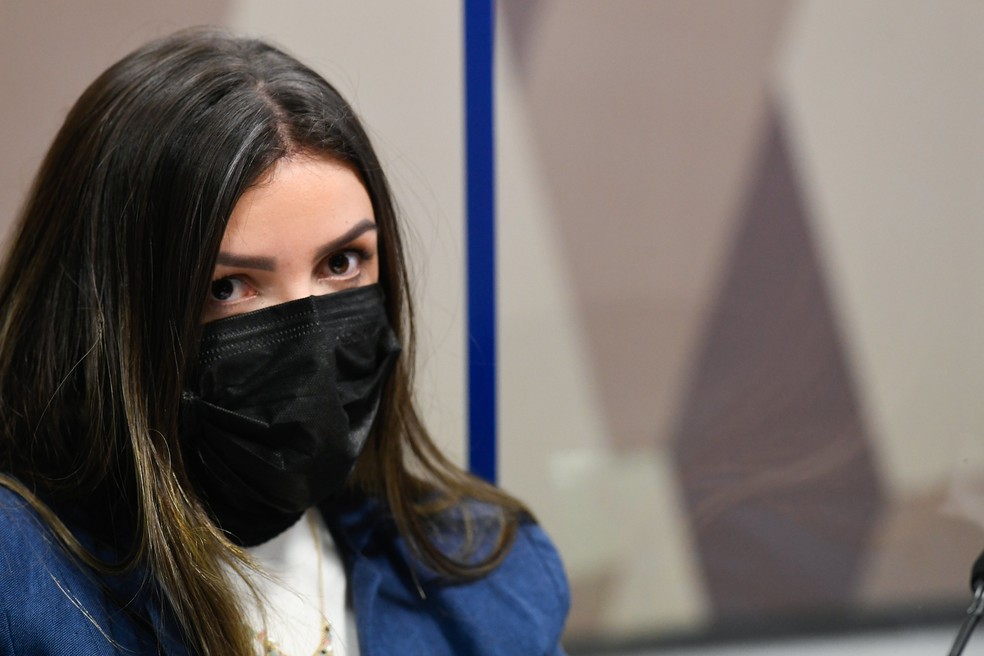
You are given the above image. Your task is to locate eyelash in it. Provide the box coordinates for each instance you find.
[321,247,372,278]
[208,247,374,305]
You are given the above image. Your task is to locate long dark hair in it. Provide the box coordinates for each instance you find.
[0,28,527,655]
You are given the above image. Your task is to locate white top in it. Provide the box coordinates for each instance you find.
[229,510,360,656]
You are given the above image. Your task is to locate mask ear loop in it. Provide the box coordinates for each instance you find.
[949,582,984,656]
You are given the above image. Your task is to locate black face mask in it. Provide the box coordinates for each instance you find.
[181,284,401,547]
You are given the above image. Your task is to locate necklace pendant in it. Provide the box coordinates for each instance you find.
[316,621,334,655]
[256,622,332,656]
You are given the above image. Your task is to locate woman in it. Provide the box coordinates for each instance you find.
[0,28,569,655]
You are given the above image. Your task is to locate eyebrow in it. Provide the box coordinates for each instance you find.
[214,218,377,272]
[312,219,378,263]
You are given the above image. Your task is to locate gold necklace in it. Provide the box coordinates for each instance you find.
[254,513,335,656]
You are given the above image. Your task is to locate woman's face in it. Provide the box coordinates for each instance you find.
[203,156,379,323]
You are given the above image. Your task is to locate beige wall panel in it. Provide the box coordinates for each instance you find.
[599,450,708,634]
[497,18,709,634]
[858,487,984,608]
[496,6,610,561]
[496,1,788,638]
[0,0,229,241]
[777,0,984,499]
[503,0,789,450]
[226,1,468,465]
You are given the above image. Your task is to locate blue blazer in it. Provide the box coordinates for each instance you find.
[0,486,570,654]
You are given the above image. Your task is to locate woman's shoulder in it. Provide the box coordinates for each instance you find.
[333,494,571,655]
[0,485,107,648]
[0,483,186,654]
[502,516,571,613]
[0,484,94,572]
[428,497,570,600]
[0,485,100,590]
[0,483,56,562]
[467,509,571,648]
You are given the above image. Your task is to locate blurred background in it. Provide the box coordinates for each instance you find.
[1,1,982,654]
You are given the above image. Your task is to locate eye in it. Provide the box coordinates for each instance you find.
[209,277,252,303]
[324,251,362,278]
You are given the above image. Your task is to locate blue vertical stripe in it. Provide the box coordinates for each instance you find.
[464,0,497,483]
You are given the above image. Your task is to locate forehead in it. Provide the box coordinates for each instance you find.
[221,156,375,251]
